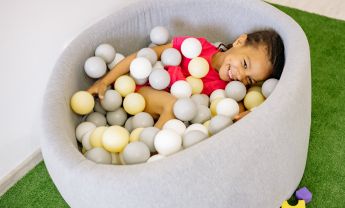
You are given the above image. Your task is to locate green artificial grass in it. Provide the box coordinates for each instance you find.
[1,4,345,208]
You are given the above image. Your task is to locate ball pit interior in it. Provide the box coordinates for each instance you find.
[41,0,311,207]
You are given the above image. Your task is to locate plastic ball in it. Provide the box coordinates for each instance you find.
[210,89,226,102]
[216,98,239,119]
[162,119,186,136]
[85,147,112,164]
[208,115,233,135]
[133,77,148,85]
[188,57,209,78]
[124,116,134,132]
[100,90,122,111]
[71,91,95,115]
[108,53,125,69]
[170,80,192,98]
[150,26,170,45]
[191,94,210,106]
[183,130,208,148]
[248,86,262,93]
[154,129,182,156]
[181,37,202,59]
[262,78,278,98]
[82,131,93,151]
[90,126,107,148]
[86,112,107,127]
[244,91,265,110]
[184,123,208,136]
[191,104,211,124]
[173,98,197,121]
[95,43,116,63]
[161,48,182,66]
[139,127,160,152]
[225,81,247,101]
[137,47,158,65]
[102,126,129,153]
[129,57,152,79]
[111,153,121,165]
[76,122,96,143]
[149,68,170,90]
[129,128,144,142]
[147,154,166,163]
[186,76,203,94]
[106,107,127,126]
[123,93,146,115]
[153,61,164,69]
[122,141,150,164]
[148,43,157,48]
[94,99,106,115]
[84,56,107,78]
[114,75,136,97]
[210,98,223,116]
[132,112,154,129]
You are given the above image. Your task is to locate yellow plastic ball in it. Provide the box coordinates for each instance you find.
[244,91,265,110]
[123,93,146,115]
[70,91,94,115]
[248,86,262,93]
[129,128,144,142]
[210,98,223,116]
[102,126,129,153]
[90,126,107,148]
[188,57,209,78]
[186,76,203,94]
[114,75,136,97]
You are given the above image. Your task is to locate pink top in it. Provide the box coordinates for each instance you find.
[167,36,227,95]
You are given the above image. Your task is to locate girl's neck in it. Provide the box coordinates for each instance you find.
[211,51,226,71]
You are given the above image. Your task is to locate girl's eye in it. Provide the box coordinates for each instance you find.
[243,59,247,69]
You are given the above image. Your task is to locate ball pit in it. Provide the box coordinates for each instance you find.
[42,0,311,207]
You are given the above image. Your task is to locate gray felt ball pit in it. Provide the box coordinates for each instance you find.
[41,0,311,207]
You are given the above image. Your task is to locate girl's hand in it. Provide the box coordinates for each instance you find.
[87,80,108,100]
[233,110,250,122]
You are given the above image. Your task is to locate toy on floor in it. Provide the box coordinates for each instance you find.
[281,200,306,208]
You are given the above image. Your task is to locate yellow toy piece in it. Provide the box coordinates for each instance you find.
[210,98,222,116]
[281,200,306,208]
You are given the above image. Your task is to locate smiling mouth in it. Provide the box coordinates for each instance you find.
[227,65,234,80]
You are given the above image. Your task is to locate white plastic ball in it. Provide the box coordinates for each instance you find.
[76,122,96,143]
[162,119,186,136]
[82,131,93,151]
[188,57,209,78]
[191,94,210,106]
[150,26,170,45]
[184,123,208,136]
[182,130,208,148]
[161,48,182,66]
[132,112,154,129]
[173,98,197,121]
[216,98,239,119]
[154,129,182,156]
[108,53,125,69]
[181,37,202,59]
[133,77,148,85]
[129,57,152,79]
[149,68,170,90]
[137,47,158,65]
[139,127,160,152]
[262,78,279,98]
[106,108,127,126]
[85,147,112,164]
[100,90,122,111]
[170,80,192,98]
[225,81,247,101]
[208,115,233,135]
[86,112,107,127]
[191,105,211,124]
[95,43,116,63]
[84,56,107,79]
[122,141,150,165]
[210,89,226,102]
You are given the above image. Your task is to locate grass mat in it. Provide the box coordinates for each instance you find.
[1,4,345,208]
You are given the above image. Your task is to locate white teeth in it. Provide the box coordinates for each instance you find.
[228,68,233,79]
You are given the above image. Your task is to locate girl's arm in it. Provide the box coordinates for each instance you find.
[87,43,173,99]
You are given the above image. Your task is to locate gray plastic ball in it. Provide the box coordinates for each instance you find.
[161,48,182,66]
[101,90,122,111]
[125,117,134,132]
[191,94,210,107]
[139,127,160,152]
[173,98,197,121]
[94,99,106,115]
[208,115,233,135]
[82,131,93,151]
[182,130,208,148]
[76,121,96,143]
[122,142,150,164]
[106,107,127,126]
[262,78,279,98]
[85,147,112,164]
[150,26,170,45]
[86,112,107,127]
[225,81,247,101]
[95,43,116,64]
[191,105,211,124]
[137,47,158,65]
[132,112,154,129]
[149,68,170,90]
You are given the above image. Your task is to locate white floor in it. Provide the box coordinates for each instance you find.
[266,0,345,21]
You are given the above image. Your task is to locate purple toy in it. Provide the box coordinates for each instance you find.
[296,187,312,204]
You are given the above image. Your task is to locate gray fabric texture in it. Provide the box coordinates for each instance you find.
[41,0,311,207]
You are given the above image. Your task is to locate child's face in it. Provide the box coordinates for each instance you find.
[218,36,272,86]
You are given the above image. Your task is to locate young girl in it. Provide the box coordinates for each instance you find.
[87,30,285,128]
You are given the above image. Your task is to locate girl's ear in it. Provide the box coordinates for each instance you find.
[233,34,248,47]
